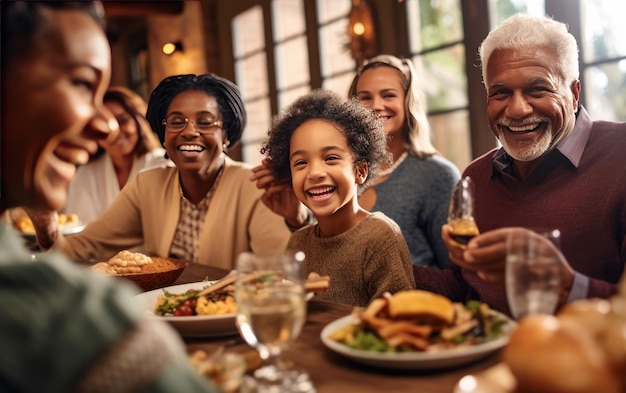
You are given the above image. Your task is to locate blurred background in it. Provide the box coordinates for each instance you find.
[104,0,626,171]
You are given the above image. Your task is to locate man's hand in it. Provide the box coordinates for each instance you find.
[443,225,576,306]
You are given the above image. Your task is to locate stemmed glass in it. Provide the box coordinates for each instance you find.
[505,228,562,319]
[447,176,480,246]
[234,251,314,393]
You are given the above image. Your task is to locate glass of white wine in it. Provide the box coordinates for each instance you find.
[235,251,314,393]
[448,176,480,247]
[505,228,562,319]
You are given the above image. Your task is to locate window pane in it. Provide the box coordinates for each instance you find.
[429,110,471,172]
[278,85,310,111]
[242,141,266,166]
[319,19,355,77]
[272,0,305,40]
[235,52,269,100]
[317,0,351,23]
[584,61,626,122]
[414,44,467,112]
[322,72,355,97]
[240,98,271,164]
[232,6,264,57]
[275,36,310,90]
[407,0,463,53]
[581,0,626,62]
[488,0,544,28]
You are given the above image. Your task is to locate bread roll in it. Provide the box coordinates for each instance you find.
[557,298,612,335]
[557,298,626,384]
[503,314,620,393]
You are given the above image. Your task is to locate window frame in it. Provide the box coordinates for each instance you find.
[213,0,623,165]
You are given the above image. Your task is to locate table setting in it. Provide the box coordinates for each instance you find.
[144,259,510,393]
[82,177,626,393]
[107,229,626,393]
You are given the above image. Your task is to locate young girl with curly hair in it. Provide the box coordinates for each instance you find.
[262,89,415,306]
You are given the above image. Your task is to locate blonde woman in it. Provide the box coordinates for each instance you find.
[347,54,460,269]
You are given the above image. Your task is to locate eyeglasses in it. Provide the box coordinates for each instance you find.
[161,114,222,134]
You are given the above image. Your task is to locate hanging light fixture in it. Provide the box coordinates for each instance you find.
[347,0,376,67]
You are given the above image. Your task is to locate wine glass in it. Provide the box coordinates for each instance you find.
[234,251,314,393]
[447,176,480,246]
[505,228,562,319]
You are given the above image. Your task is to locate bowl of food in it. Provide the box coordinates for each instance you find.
[91,250,187,291]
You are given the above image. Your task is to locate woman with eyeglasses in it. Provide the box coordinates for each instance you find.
[65,86,170,224]
[35,73,291,270]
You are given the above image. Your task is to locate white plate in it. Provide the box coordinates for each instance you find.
[135,281,238,338]
[320,313,515,370]
[20,222,85,239]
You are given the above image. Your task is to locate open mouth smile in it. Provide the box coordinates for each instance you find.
[177,144,206,158]
[500,121,545,135]
[307,186,336,201]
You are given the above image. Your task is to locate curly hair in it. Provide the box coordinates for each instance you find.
[262,89,391,194]
[145,73,246,148]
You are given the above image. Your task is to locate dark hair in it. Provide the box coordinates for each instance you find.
[262,89,391,194]
[1,1,106,70]
[95,86,162,158]
[145,73,247,148]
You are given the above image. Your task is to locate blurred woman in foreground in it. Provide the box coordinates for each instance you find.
[0,1,215,391]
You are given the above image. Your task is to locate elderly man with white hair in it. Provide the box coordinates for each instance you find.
[415,13,626,317]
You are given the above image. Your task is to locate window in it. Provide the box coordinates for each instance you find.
[232,6,270,164]
[272,0,310,110]
[488,0,544,27]
[580,0,626,122]
[317,0,354,95]
[225,0,625,168]
[406,0,471,171]
[231,0,354,164]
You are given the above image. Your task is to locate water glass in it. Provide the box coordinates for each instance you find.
[235,251,314,392]
[505,228,562,319]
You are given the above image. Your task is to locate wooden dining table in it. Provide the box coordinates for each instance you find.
[173,263,502,393]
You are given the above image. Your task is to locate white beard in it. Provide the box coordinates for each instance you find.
[498,124,553,162]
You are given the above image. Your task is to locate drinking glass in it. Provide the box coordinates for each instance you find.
[235,251,314,393]
[505,228,562,319]
[448,176,480,246]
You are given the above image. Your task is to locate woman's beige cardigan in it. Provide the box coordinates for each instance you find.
[54,157,291,270]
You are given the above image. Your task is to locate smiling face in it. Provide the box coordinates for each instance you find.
[163,90,227,175]
[2,8,113,211]
[354,66,406,140]
[486,46,580,162]
[100,100,139,158]
[289,119,367,223]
